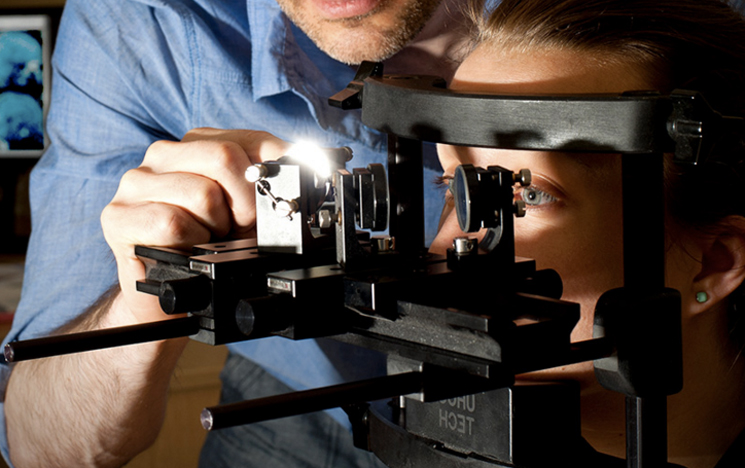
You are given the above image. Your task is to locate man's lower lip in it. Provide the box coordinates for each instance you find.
[311,0,381,19]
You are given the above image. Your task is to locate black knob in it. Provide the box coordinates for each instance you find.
[158,275,212,315]
[234,296,292,338]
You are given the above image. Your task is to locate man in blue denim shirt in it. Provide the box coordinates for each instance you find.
[0,0,468,466]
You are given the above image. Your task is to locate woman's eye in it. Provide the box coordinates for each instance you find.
[517,186,557,207]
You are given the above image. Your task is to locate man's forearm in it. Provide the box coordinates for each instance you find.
[5,288,188,468]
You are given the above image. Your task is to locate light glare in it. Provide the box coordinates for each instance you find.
[286,142,331,179]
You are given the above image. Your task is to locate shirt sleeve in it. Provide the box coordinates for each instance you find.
[0,0,199,463]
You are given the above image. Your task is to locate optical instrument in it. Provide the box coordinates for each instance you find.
[8,61,741,467]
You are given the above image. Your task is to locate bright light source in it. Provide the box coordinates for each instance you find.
[286,142,331,179]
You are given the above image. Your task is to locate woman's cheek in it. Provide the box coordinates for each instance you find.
[513,215,568,267]
[514,211,624,324]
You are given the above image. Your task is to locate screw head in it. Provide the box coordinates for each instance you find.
[274,199,299,218]
[245,164,268,183]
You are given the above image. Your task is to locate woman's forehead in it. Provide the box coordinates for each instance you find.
[452,44,653,95]
[442,45,646,177]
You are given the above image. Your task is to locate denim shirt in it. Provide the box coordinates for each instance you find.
[0,0,444,463]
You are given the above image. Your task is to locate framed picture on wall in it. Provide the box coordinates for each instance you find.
[0,14,51,159]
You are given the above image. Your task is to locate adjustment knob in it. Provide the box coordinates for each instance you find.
[235,296,292,338]
[245,164,268,183]
[514,168,532,187]
[514,200,527,217]
[158,275,212,315]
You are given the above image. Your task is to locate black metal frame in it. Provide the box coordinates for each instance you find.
[328,63,701,467]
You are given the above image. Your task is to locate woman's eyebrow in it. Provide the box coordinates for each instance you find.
[557,152,619,175]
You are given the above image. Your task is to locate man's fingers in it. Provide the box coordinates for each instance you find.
[115,169,233,238]
[102,201,212,258]
[109,129,291,251]
[140,140,258,230]
[179,128,292,163]
[143,139,253,175]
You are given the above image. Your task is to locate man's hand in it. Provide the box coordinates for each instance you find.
[6,128,292,468]
[101,128,291,324]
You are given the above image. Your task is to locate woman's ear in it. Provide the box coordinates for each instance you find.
[689,216,745,314]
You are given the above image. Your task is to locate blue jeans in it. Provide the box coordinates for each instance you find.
[199,352,389,468]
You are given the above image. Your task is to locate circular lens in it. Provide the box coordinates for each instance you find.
[452,165,479,232]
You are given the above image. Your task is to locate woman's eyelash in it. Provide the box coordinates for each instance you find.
[433,175,452,188]
[516,186,558,207]
[434,175,557,209]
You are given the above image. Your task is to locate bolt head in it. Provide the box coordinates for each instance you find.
[453,236,477,254]
[318,210,335,228]
[245,164,268,183]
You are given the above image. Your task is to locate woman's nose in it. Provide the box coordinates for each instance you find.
[429,210,485,255]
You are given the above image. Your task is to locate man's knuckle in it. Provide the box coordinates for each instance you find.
[198,182,225,214]
[100,203,117,229]
[143,140,170,160]
[118,169,141,187]
[211,141,245,171]
[156,208,191,244]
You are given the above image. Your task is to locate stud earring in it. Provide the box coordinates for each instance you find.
[696,291,709,303]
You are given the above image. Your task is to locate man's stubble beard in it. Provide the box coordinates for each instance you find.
[279,0,443,64]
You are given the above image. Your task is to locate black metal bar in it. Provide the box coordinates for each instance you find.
[621,153,668,468]
[4,316,200,362]
[622,154,666,289]
[626,396,668,467]
[362,76,674,154]
[201,371,424,431]
[387,135,424,255]
[515,337,615,375]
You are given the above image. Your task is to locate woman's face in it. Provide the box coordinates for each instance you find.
[431,44,656,388]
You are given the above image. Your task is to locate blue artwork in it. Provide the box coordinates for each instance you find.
[0,31,44,151]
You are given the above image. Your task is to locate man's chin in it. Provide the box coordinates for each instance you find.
[278,0,442,65]
[315,30,403,64]
[299,14,414,64]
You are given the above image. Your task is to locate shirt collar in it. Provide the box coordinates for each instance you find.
[246,0,383,149]
[247,0,354,101]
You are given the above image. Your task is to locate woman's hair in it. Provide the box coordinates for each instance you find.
[466,0,745,352]
[467,0,745,113]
